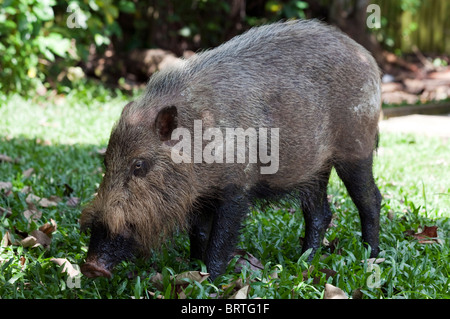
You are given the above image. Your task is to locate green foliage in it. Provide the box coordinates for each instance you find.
[0,0,135,98]
[0,0,312,99]
[0,0,67,95]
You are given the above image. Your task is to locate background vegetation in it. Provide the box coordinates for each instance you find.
[1,0,449,100]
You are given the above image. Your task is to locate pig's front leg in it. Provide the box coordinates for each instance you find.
[205,185,250,280]
[189,201,215,262]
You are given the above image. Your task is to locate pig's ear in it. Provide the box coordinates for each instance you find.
[154,105,178,141]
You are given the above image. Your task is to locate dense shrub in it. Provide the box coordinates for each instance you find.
[0,0,308,99]
[0,0,133,98]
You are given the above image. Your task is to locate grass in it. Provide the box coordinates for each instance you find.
[0,90,449,299]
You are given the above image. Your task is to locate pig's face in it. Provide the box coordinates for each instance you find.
[80,103,198,278]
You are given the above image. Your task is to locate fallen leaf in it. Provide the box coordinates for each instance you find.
[233,249,264,273]
[0,181,13,196]
[51,258,81,278]
[66,197,80,207]
[20,186,32,194]
[22,168,35,179]
[301,265,337,284]
[229,285,250,299]
[23,209,42,222]
[0,154,13,163]
[20,230,51,249]
[39,219,57,237]
[319,268,338,281]
[31,229,51,248]
[20,235,38,248]
[48,195,62,203]
[323,283,348,299]
[413,226,439,244]
[150,270,210,299]
[173,270,210,286]
[221,277,249,293]
[148,291,164,299]
[1,231,12,250]
[150,272,164,290]
[26,193,59,209]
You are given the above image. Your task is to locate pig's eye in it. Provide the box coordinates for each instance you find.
[132,159,149,177]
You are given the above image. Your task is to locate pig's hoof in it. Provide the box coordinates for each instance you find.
[81,262,112,279]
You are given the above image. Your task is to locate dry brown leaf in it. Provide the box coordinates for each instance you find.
[31,229,51,248]
[323,283,348,299]
[148,291,164,299]
[150,270,210,299]
[319,268,338,281]
[233,249,264,273]
[413,226,439,244]
[301,266,337,284]
[51,258,81,278]
[174,271,210,299]
[1,231,12,250]
[25,194,41,208]
[20,186,32,194]
[20,235,38,248]
[173,270,210,285]
[20,230,51,249]
[0,181,13,196]
[40,198,59,208]
[26,193,59,209]
[221,277,249,293]
[48,195,62,203]
[0,154,14,163]
[150,272,164,290]
[23,209,42,222]
[22,168,35,179]
[39,219,57,237]
[229,285,250,299]
[66,197,80,207]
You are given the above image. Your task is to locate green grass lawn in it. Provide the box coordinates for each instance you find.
[0,91,449,299]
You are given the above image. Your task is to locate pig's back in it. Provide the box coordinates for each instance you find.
[181,20,381,188]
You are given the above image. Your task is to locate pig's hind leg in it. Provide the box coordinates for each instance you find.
[335,154,381,257]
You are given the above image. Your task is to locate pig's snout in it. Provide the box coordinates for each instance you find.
[81,260,113,278]
[81,223,136,279]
